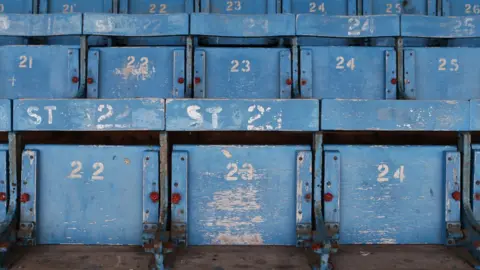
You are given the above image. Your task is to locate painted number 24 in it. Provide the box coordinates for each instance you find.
[377,164,405,183]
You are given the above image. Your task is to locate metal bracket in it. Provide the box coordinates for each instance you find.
[186,37,193,97]
[67,48,80,97]
[87,49,100,98]
[0,151,7,223]
[173,49,186,98]
[324,151,340,244]
[403,49,416,99]
[445,151,462,245]
[280,49,292,99]
[427,0,437,16]
[441,0,450,16]
[473,150,480,220]
[385,49,397,100]
[296,151,313,247]
[193,50,206,98]
[142,151,160,249]
[19,150,37,246]
[347,0,357,15]
[118,0,128,13]
[362,0,373,15]
[267,0,276,13]
[300,48,313,98]
[171,151,188,246]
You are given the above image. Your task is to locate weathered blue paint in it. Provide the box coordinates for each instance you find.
[20,145,160,245]
[0,100,11,132]
[194,48,291,98]
[363,0,436,15]
[19,149,37,245]
[445,151,461,245]
[200,0,277,14]
[321,100,469,131]
[0,13,82,36]
[83,13,189,37]
[296,150,313,247]
[324,145,457,244]
[191,14,295,37]
[296,14,400,37]
[468,101,480,130]
[282,0,355,15]
[0,46,80,99]
[0,0,33,13]
[401,15,480,38]
[172,145,311,245]
[119,0,194,14]
[87,48,185,98]
[14,99,165,131]
[403,48,480,100]
[0,148,9,224]
[442,0,480,16]
[300,47,396,99]
[323,150,340,240]
[166,99,319,131]
[171,151,188,246]
[39,0,113,13]
[142,151,160,246]
[471,146,480,220]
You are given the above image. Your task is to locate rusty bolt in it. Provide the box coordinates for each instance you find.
[301,79,307,86]
[172,193,182,204]
[286,78,293,86]
[87,78,94,84]
[149,192,159,203]
[177,77,185,84]
[194,77,201,84]
[311,243,323,251]
[475,193,480,201]
[390,78,397,85]
[71,76,79,83]
[0,192,6,201]
[324,192,334,202]
[451,191,461,201]
[20,193,30,203]
[474,241,480,248]
[305,193,312,201]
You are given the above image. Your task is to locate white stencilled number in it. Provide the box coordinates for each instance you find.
[68,161,105,181]
[225,162,255,181]
[63,4,74,13]
[438,58,459,72]
[386,3,401,13]
[226,1,241,11]
[377,164,405,183]
[309,2,325,13]
[97,104,113,123]
[149,4,167,13]
[465,4,480,14]
[230,60,251,73]
[348,17,370,36]
[336,56,355,70]
[19,56,33,69]
[0,4,5,13]
[127,56,149,68]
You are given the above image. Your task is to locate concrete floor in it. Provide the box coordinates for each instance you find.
[7,245,477,270]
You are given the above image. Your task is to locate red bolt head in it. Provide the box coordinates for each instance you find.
[324,192,334,202]
[172,193,182,204]
[475,193,480,201]
[301,79,307,86]
[452,191,461,201]
[0,192,6,201]
[87,78,94,84]
[71,76,79,83]
[149,192,159,203]
[391,78,397,85]
[305,193,312,201]
[194,77,201,84]
[20,193,30,203]
[286,78,293,85]
[178,77,185,84]
[312,243,323,251]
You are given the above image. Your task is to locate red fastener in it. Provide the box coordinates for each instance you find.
[149,192,159,203]
[286,78,293,85]
[452,191,461,201]
[172,193,182,204]
[475,193,480,201]
[390,78,397,85]
[87,78,94,84]
[0,192,6,201]
[194,77,201,84]
[178,77,185,84]
[312,243,323,251]
[20,193,30,203]
[305,193,312,201]
[301,79,307,86]
[71,76,79,83]
[324,192,334,202]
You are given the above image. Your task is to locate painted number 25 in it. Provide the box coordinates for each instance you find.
[68,161,105,181]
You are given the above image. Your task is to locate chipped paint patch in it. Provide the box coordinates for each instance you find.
[207,186,260,211]
[251,216,264,223]
[221,149,232,158]
[124,158,130,165]
[214,233,264,245]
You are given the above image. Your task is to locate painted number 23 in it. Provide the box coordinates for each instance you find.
[225,162,254,181]
[377,164,405,183]
[231,60,251,72]
[68,161,105,181]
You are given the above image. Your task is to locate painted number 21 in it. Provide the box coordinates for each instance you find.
[377,164,405,183]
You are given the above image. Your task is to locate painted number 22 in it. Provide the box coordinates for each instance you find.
[377,164,405,183]
[68,161,105,181]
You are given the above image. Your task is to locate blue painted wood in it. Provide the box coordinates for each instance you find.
[321,100,470,131]
[173,145,311,245]
[119,0,194,14]
[194,48,291,98]
[142,151,160,226]
[83,13,189,36]
[300,47,396,99]
[171,151,188,245]
[282,0,352,14]
[14,99,165,131]
[22,145,159,245]
[442,0,480,16]
[467,101,480,131]
[323,151,340,225]
[296,14,400,37]
[19,149,37,245]
[200,0,277,14]
[0,0,33,13]
[402,15,480,37]
[324,145,456,244]
[472,147,480,220]
[296,150,312,246]
[39,0,113,13]
[166,99,319,131]
[87,47,185,98]
[191,14,295,37]
[0,100,11,132]
[0,46,81,99]
[403,48,480,100]
[0,13,81,36]
[0,149,8,223]
[445,152,460,224]
[363,0,435,15]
